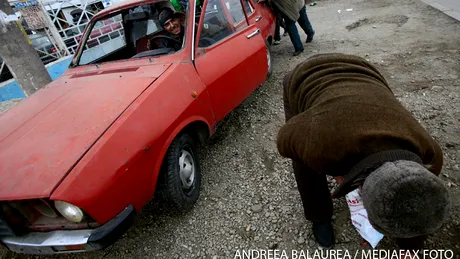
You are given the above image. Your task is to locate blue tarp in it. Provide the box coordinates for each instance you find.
[0,81,26,101]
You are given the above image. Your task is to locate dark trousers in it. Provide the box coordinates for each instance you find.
[283,80,333,222]
[282,81,427,249]
[274,14,286,41]
[283,6,314,52]
[292,161,334,221]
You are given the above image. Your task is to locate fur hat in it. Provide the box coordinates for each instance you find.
[362,160,450,238]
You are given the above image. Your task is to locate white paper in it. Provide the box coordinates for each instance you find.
[345,188,384,248]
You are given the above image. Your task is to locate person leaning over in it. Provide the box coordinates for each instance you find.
[276,53,451,249]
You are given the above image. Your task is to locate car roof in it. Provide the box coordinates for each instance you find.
[28,33,46,39]
[93,0,171,19]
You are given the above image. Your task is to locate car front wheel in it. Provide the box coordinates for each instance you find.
[158,132,201,212]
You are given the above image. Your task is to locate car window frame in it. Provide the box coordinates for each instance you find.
[71,12,127,66]
[77,13,127,65]
[194,0,250,50]
[71,0,191,67]
[223,0,247,27]
[241,0,255,16]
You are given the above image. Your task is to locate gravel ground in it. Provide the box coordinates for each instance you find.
[0,99,22,115]
[1,0,460,258]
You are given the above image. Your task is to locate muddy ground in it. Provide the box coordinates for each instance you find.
[1,0,459,258]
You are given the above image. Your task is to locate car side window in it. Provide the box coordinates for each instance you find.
[198,0,247,48]
[242,0,254,15]
[224,0,246,25]
[78,14,126,65]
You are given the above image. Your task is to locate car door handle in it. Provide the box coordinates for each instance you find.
[247,29,260,39]
[255,15,262,22]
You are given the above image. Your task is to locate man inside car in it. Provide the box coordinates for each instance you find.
[147,8,185,51]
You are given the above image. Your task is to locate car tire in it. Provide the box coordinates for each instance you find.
[265,41,273,79]
[158,132,201,213]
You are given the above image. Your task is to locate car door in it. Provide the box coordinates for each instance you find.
[241,0,274,40]
[194,0,268,123]
[241,0,260,25]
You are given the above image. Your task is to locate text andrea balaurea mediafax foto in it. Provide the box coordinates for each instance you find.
[233,249,455,259]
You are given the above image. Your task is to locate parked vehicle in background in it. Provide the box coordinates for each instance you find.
[0,0,275,254]
[29,33,59,65]
[1,33,59,84]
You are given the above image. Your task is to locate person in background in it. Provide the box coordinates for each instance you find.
[129,4,155,48]
[276,53,450,249]
[269,0,315,56]
[170,0,201,12]
[273,12,288,45]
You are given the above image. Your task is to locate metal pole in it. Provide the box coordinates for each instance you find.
[0,0,52,96]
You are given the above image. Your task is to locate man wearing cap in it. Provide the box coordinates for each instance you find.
[148,8,185,51]
[276,53,450,249]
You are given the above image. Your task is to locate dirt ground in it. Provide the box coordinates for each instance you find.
[1,0,459,258]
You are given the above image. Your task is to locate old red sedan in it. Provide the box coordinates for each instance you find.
[0,0,275,254]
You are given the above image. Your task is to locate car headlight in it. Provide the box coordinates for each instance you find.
[54,201,84,223]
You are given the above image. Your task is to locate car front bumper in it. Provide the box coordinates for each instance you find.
[0,205,136,254]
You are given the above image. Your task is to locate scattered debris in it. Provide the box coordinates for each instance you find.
[431,85,443,91]
[445,142,456,148]
[346,15,409,31]
[446,182,458,188]
[346,18,370,30]
[269,243,278,249]
[251,204,263,213]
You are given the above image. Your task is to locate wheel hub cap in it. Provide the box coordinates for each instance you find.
[267,47,271,71]
[179,149,195,189]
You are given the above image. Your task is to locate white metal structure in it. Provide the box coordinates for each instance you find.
[39,0,105,56]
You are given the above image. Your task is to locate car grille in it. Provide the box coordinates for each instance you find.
[0,214,15,237]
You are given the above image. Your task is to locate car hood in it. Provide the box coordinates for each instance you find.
[0,63,171,200]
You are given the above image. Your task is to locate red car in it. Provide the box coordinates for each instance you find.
[0,0,275,254]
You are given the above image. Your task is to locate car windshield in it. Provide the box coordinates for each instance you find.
[75,0,193,66]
